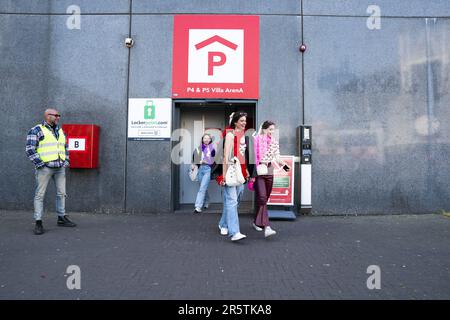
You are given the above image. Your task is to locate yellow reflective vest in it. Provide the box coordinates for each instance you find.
[36,125,66,162]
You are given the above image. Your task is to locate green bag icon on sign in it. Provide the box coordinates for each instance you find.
[144,100,155,119]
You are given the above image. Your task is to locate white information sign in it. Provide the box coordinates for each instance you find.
[128,98,172,140]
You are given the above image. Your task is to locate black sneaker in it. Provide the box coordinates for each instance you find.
[57,215,77,227]
[34,220,44,235]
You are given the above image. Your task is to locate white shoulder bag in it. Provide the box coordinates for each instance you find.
[226,157,245,187]
[225,134,245,187]
[188,165,198,182]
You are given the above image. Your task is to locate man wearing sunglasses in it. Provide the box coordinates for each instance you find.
[26,108,76,235]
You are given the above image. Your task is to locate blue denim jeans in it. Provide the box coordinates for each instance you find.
[34,166,66,220]
[219,184,244,237]
[194,164,211,209]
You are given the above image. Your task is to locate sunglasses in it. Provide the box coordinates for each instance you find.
[48,114,61,118]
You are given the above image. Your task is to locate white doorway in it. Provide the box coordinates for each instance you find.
[173,101,256,212]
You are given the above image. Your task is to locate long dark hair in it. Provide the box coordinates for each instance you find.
[261,120,275,130]
[200,133,212,146]
[229,111,248,129]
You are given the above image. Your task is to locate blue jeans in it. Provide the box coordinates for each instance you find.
[219,184,244,237]
[194,165,211,209]
[34,166,66,220]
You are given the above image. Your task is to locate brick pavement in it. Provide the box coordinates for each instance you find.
[0,210,449,300]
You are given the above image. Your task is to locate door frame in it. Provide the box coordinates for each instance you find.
[171,99,258,211]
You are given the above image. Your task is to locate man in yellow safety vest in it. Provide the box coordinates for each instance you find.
[26,108,77,235]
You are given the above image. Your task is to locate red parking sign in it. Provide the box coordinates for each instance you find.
[172,15,259,99]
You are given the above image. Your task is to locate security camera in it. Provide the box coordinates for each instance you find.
[125,37,134,48]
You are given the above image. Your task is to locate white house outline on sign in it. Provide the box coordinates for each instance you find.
[188,29,244,83]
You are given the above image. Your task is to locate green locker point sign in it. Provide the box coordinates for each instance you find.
[128,98,172,140]
[144,100,155,119]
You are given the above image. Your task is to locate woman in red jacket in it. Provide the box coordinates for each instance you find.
[218,111,251,242]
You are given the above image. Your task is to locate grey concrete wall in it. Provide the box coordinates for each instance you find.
[0,0,129,14]
[132,0,300,15]
[126,15,173,213]
[46,15,129,213]
[0,14,51,209]
[303,0,450,17]
[1,1,449,215]
[304,15,450,214]
[0,3,130,214]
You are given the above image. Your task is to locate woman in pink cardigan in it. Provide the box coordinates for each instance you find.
[253,121,290,238]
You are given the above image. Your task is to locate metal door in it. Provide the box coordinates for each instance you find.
[179,109,225,204]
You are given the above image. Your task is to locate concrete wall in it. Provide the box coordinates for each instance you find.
[303,1,450,214]
[0,1,129,213]
[0,0,449,215]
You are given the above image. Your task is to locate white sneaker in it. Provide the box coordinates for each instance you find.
[264,226,277,238]
[252,223,263,232]
[231,232,247,241]
[218,225,228,236]
[194,207,202,213]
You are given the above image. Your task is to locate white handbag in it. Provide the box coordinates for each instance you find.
[188,165,198,182]
[256,164,268,176]
[225,157,245,187]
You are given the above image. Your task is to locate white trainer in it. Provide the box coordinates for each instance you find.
[231,232,247,241]
[252,223,263,232]
[264,226,277,238]
[218,225,228,236]
[194,207,202,213]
